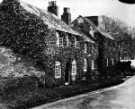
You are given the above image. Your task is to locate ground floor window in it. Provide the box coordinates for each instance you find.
[91,60,95,70]
[83,58,87,72]
[106,58,109,67]
[55,61,61,79]
[111,58,114,65]
[71,60,77,81]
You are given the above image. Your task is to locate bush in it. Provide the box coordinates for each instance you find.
[0,76,39,94]
[45,75,56,88]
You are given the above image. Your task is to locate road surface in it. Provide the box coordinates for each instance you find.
[32,76,135,109]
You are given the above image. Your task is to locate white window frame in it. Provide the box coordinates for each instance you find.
[55,61,61,79]
[89,26,95,38]
[84,43,87,53]
[71,60,77,81]
[66,34,70,47]
[74,37,77,48]
[111,58,114,65]
[59,36,63,47]
[91,60,95,70]
[106,58,109,67]
[56,32,60,47]
[56,32,63,47]
[83,58,87,72]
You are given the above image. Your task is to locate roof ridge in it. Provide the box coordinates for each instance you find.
[17,0,82,36]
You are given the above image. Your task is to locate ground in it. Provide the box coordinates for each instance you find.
[32,75,135,109]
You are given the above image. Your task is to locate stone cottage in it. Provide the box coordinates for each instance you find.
[72,15,118,75]
[0,0,95,86]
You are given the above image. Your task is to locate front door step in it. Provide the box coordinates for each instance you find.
[65,82,69,86]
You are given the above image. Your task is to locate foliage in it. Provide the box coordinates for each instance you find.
[99,15,135,59]
[0,2,49,70]
[0,47,45,79]
[99,15,131,40]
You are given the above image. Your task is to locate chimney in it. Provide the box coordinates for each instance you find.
[61,7,71,25]
[47,1,58,16]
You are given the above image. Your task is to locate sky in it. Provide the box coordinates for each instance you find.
[1,0,135,26]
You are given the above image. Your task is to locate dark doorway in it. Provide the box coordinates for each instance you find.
[65,60,71,83]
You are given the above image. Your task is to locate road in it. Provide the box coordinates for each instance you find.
[32,76,135,109]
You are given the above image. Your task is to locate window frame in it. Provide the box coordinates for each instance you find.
[71,60,77,81]
[55,61,61,79]
[83,58,87,72]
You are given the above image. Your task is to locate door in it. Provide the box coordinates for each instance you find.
[65,60,71,83]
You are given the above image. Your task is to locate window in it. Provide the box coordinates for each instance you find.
[59,37,63,47]
[56,32,63,47]
[106,58,109,67]
[111,58,114,65]
[84,43,87,53]
[83,58,87,72]
[71,60,77,81]
[91,60,95,70]
[89,26,95,38]
[91,45,94,54]
[56,32,60,47]
[76,38,80,48]
[66,34,70,47]
[55,61,61,79]
[74,37,77,47]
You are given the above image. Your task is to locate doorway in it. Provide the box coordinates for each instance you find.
[65,60,71,84]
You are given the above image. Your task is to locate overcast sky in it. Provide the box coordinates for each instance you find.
[1,0,135,26]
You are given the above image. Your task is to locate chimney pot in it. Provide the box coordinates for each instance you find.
[61,7,71,25]
[47,1,58,16]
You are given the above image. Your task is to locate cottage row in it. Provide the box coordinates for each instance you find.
[0,0,134,86]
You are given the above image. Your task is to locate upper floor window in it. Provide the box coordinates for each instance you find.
[75,37,80,48]
[66,34,70,47]
[56,32,60,47]
[56,32,63,47]
[55,61,61,79]
[83,58,87,72]
[59,36,63,47]
[89,26,95,38]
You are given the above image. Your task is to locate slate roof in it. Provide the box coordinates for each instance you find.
[72,15,114,40]
[6,0,95,42]
[1,0,93,42]
[19,1,80,35]
[84,16,114,40]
